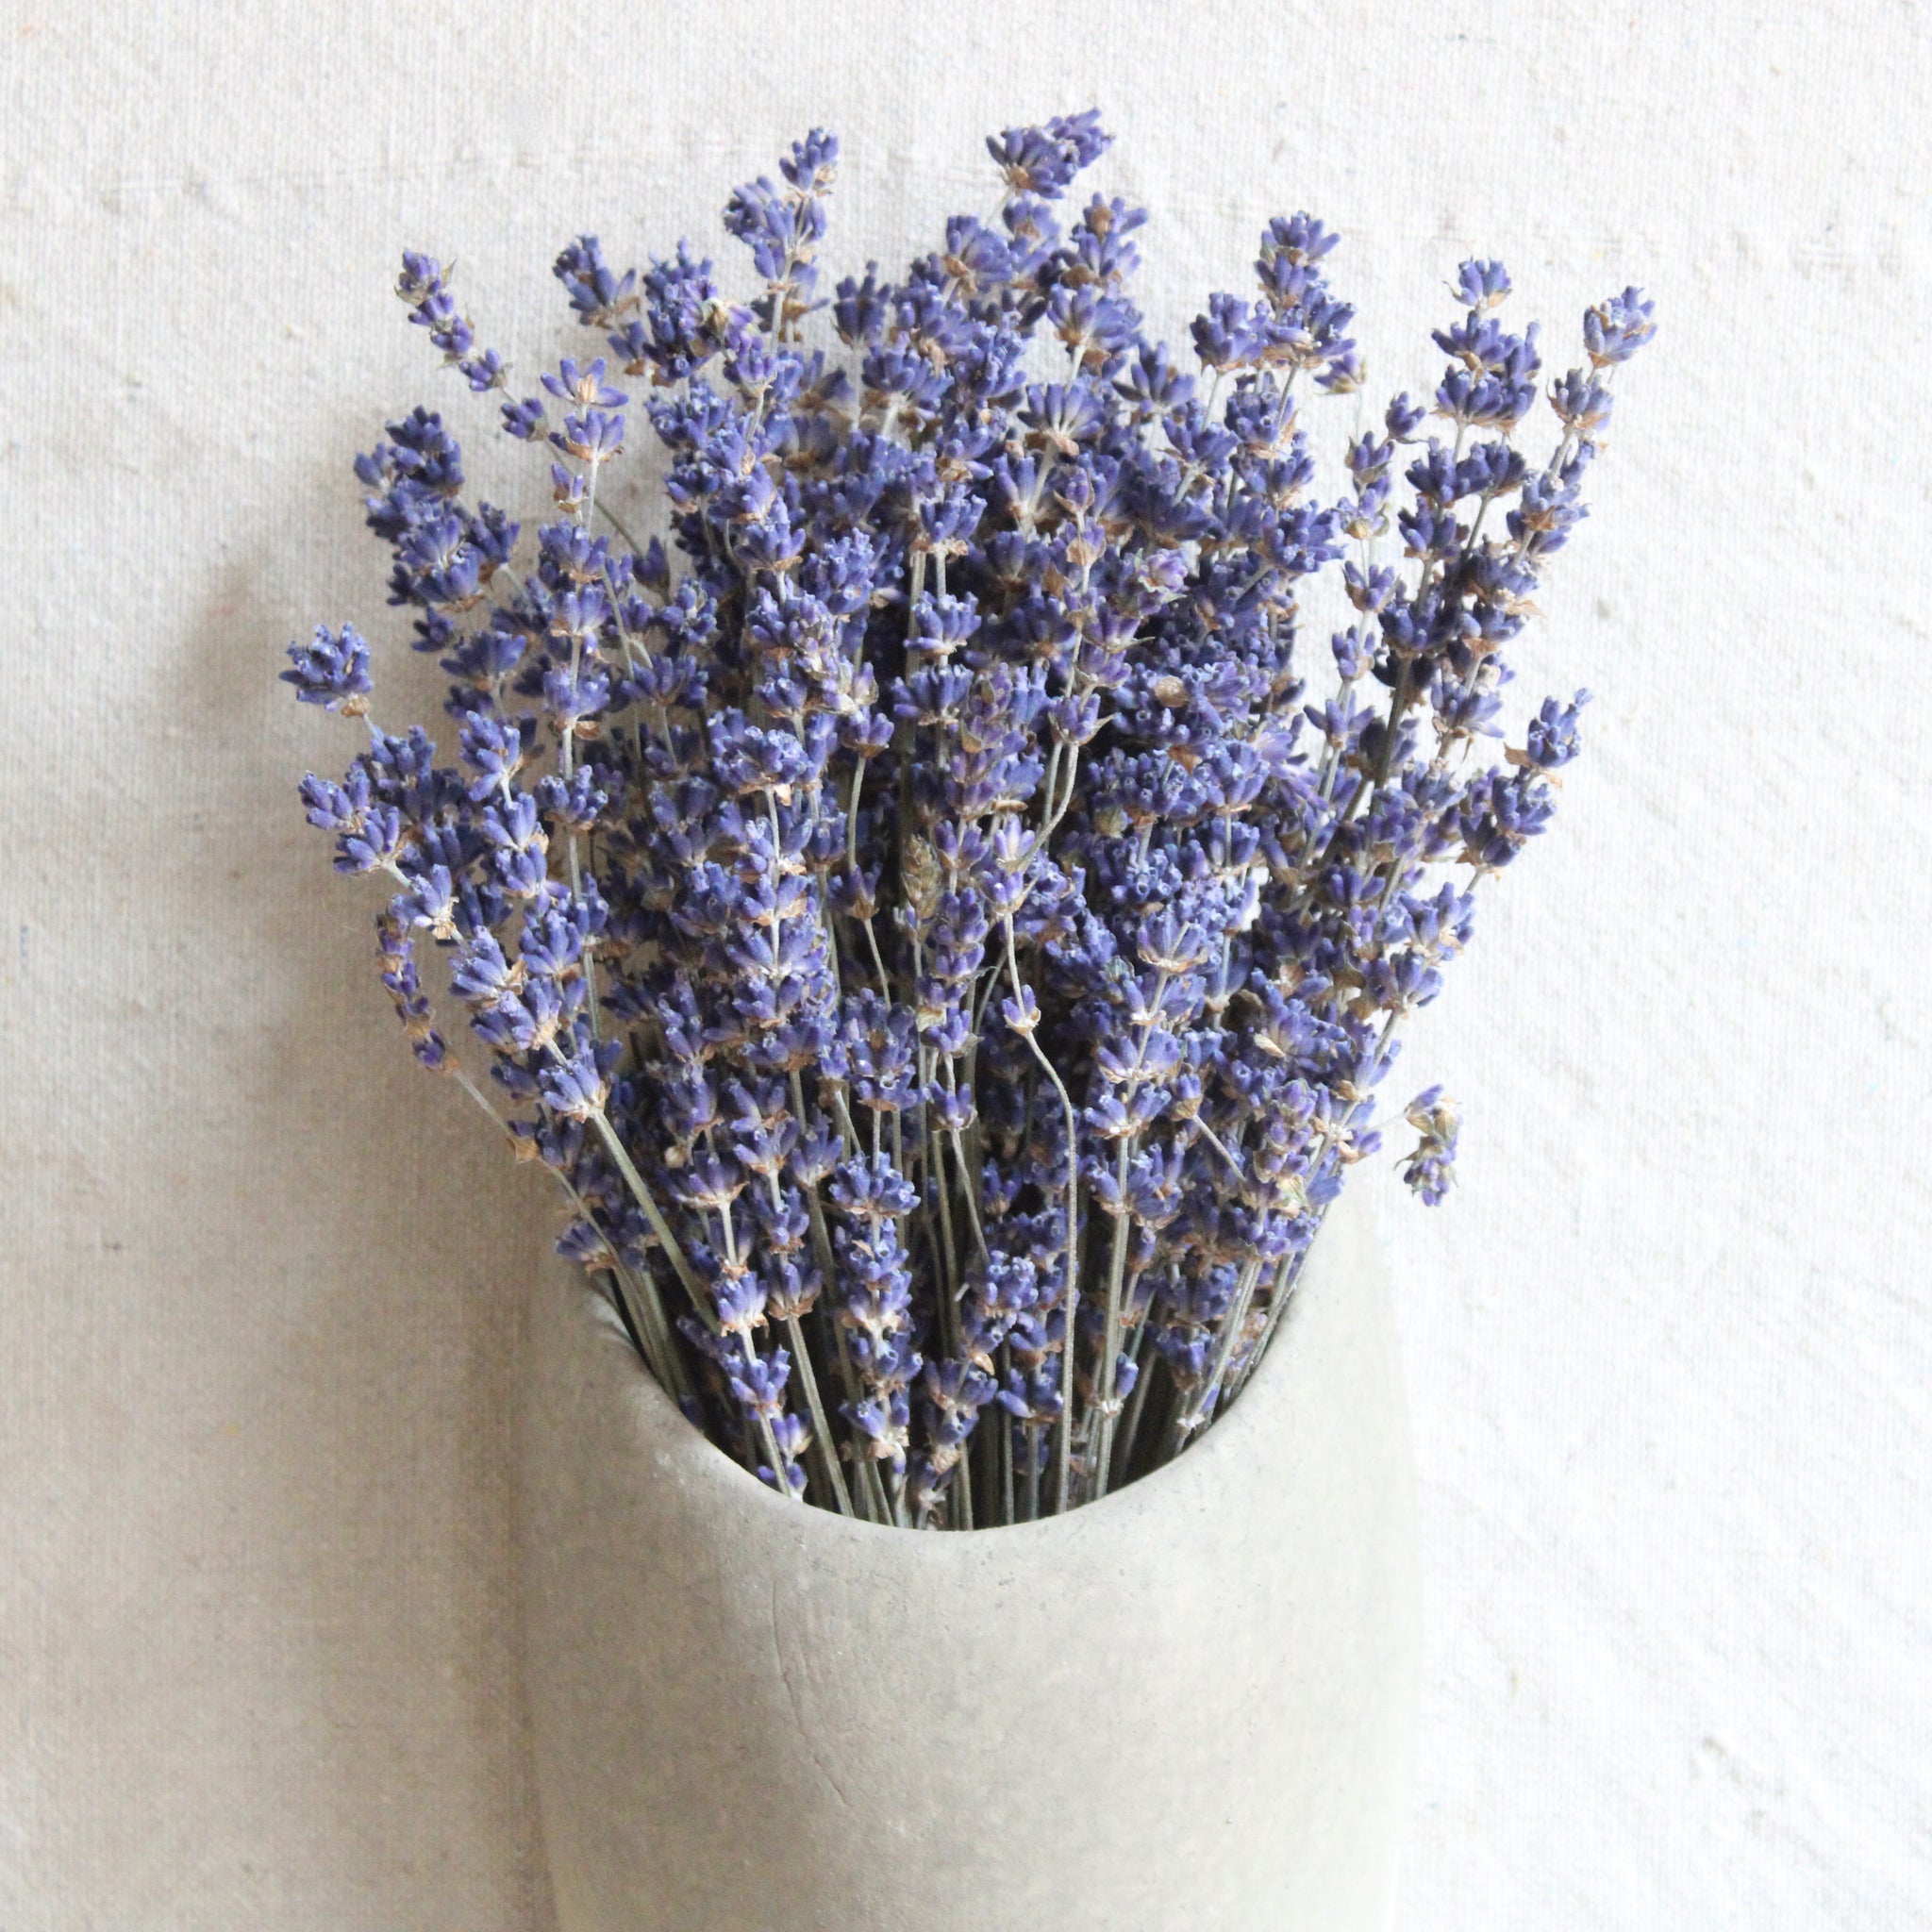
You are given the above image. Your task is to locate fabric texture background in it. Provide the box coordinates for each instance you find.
[2,3,1926,1926]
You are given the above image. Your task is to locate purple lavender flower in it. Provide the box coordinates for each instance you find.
[282,625,373,713]
[1401,1089,1460,1205]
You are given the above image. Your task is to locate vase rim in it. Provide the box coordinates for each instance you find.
[564,1195,1366,1549]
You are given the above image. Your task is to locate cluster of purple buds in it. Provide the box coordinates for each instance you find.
[286,114,1652,1526]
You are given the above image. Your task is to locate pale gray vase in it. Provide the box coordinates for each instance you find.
[521,1189,1419,1932]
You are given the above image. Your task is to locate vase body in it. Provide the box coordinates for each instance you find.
[521,1190,1419,1931]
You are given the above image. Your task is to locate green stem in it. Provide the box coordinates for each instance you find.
[784,1311,854,1517]
[1109,1317,1158,1489]
[1002,915,1081,1513]
[589,1108,709,1324]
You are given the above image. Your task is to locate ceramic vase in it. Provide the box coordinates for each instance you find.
[522,1190,1419,1931]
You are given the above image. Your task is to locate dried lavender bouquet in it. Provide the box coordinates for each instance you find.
[286,112,1651,1529]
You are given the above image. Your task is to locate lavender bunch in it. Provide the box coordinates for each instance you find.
[286,115,1652,1528]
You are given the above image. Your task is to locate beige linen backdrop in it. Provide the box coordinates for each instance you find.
[4,3,1929,1926]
